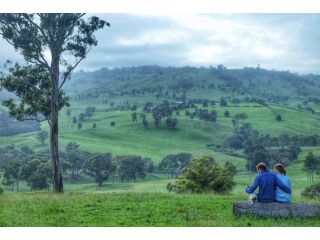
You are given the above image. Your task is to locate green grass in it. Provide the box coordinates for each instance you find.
[0,192,319,227]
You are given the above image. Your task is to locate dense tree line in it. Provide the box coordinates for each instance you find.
[0,111,40,137]
[0,143,157,191]
[227,123,302,171]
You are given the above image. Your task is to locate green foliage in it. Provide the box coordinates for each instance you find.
[143,157,155,173]
[85,106,96,118]
[159,153,193,178]
[276,114,282,121]
[224,110,230,117]
[165,117,178,129]
[66,108,71,116]
[303,151,320,182]
[0,63,68,122]
[0,187,3,195]
[168,156,235,194]
[63,142,90,181]
[20,155,52,190]
[83,153,113,186]
[77,123,82,130]
[72,116,77,124]
[2,159,22,191]
[36,130,48,145]
[224,161,238,176]
[301,183,320,198]
[20,146,34,156]
[116,155,147,182]
[0,110,40,137]
[219,97,228,107]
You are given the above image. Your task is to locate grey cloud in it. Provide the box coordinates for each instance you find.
[2,14,320,74]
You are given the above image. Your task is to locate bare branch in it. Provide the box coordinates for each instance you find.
[59,56,86,90]
[20,116,48,123]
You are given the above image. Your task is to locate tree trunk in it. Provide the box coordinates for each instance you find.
[50,55,63,193]
[233,201,320,218]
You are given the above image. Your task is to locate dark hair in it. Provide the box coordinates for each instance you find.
[274,163,286,175]
[256,162,267,171]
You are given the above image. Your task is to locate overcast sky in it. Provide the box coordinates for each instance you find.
[1,13,320,74]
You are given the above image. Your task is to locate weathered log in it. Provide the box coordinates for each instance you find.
[233,201,320,218]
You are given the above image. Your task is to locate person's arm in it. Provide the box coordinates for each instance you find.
[275,176,291,194]
[245,175,259,193]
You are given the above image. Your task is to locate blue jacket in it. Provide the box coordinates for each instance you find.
[275,174,292,203]
[245,170,291,202]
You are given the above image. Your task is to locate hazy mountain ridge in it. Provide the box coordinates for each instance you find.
[66,65,320,102]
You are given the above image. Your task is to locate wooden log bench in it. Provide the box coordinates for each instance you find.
[233,201,320,218]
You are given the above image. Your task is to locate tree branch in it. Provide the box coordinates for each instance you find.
[20,116,48,123]
[22,14,50,44]
[59,56,86,90]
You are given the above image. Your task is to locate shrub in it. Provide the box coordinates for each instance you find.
[301,183,320,198]
[0,187,3,195]
[276,114,282,121]
[110,121,116,126]
[167,156,235,194]
[224,161,238,176]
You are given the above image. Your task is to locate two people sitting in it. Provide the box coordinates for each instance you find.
[246,162,291,203]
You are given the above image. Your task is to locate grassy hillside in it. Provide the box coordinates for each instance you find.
[1,65,320,227]
[1,192,319,227]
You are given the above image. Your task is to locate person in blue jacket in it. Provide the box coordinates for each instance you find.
[245,162,291,203]
[273,163,292,203]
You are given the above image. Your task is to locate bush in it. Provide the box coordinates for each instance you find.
[0,187,3,195]
[110,121,116,127]
[167,156,235,194]
[301,183,320,198]
[276,114,282,121]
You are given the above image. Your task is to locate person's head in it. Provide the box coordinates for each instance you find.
[273,163,286,175]
[256,162,267,172]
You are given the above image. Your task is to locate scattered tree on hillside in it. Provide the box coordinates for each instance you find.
[159,153,193,178]
[77,123,82,130]
[303,151,320,182]
[83,153,113,186]
[131,112,137,122]
[20,155,52,190]
[92,123,97,128]
[219,97,228,107]
[165,117,178,129]
[224,110,230,117]
[85,106,96,118]
[64,142,90,181]
[276,114,282,121]
[78,113,86,122]
[224,161,238,176]
[20,146,34,156]
[143,157,155,173]
[72,116,77,124]
[2,159,22,191]
[36,130,49,145]
[0,13,109,192]
[116,155,146,182]
[66,108,71,117]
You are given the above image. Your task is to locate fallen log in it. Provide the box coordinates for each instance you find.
[233,201,320,218]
